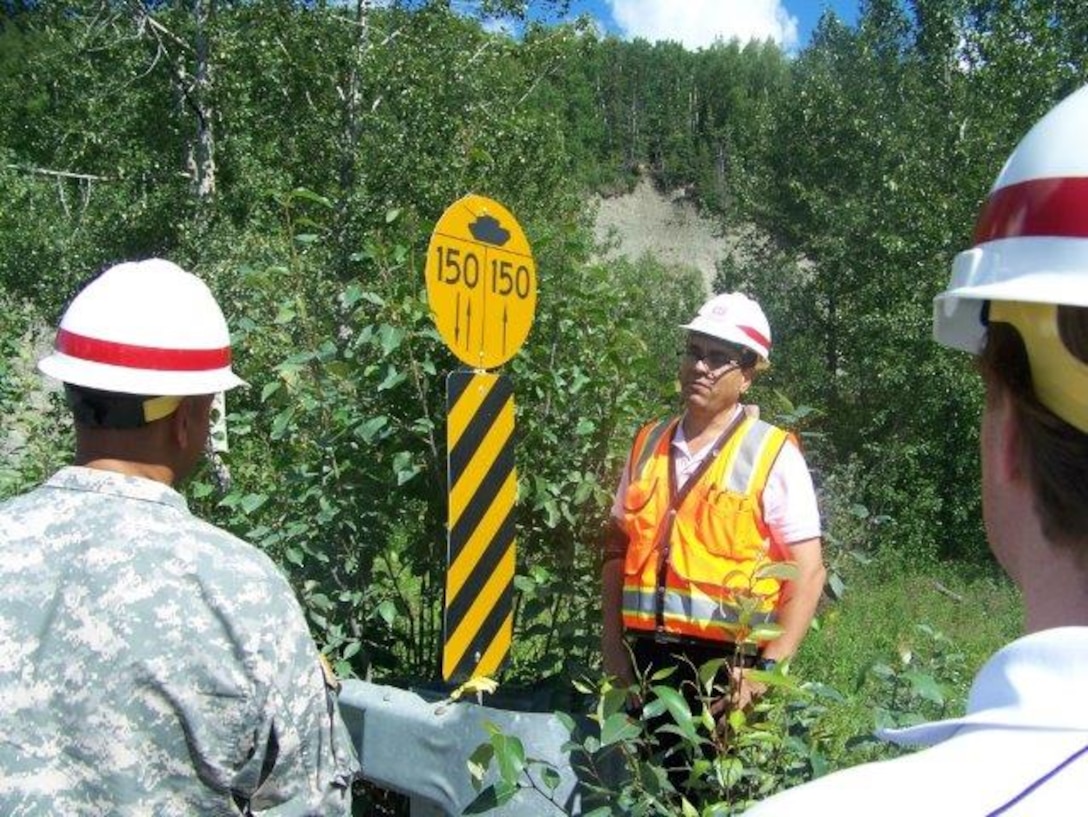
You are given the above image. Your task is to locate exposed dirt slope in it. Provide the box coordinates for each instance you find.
[591,177,743,291]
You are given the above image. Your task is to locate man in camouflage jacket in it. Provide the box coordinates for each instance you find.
[0,259,360,814]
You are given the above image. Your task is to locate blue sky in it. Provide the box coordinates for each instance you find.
[553,0,861,53]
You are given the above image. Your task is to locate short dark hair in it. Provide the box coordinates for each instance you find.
[65,384,152,429]
[978,305,1088,549]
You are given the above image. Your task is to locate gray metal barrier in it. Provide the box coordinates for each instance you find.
[339,680,598,816]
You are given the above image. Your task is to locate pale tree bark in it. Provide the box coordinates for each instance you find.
[129,0,216,205]
[191,0,216,202]
[338,0,371,200]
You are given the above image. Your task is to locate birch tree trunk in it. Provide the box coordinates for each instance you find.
[191,0,216,202]
[339,0,371,200]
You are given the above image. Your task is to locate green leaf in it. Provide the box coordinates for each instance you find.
[754,561,800,581]
[340,284,364,309]
[378,367,407,392]
[463,780,518,815]
[190,481,214,499]
[274,303,297,325]
[539,764,561,792]
[467,742,493,785]
[392,451,422,485]
[260,381,281,402]
[697,657,728,693]
[600,712,640,746]
[355,415,389,443]
[904,670,945,705]
[240,493,267,514]
[746,623,785,642]
[290,188,333,208]
[376,599,396,627]
[600,686,629,718]
[828,572,847,600]
[492,733,526,782]
[377,324,405,356]
[650,685,694,736]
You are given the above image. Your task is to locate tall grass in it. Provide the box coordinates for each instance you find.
[794,552,1022,756]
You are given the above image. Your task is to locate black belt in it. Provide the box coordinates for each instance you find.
[628,630,760,660]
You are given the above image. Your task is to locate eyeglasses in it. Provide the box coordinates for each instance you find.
[680,344,743,371]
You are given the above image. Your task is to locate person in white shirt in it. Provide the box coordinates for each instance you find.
[745,83,1088,817]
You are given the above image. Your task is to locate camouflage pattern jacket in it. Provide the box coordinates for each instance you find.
[0,467,360,815]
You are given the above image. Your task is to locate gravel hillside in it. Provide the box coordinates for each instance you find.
[591,176,744,292]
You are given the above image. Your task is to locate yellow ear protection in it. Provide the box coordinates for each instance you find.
[142,395,183,423]
[66,386,182,428]
[988,300,1088,433]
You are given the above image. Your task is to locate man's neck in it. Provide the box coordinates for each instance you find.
[1019,544,1088,633]
[681,404,742,451]
[75,457,177,486]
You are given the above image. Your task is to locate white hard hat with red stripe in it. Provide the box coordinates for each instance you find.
[681,292,772,369]
[38,258,246,396]
[934,83,1088,432]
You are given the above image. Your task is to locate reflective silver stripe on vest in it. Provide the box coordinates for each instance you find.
[632,418,674,480]
[622,587,775,630]
[722,419,777,494]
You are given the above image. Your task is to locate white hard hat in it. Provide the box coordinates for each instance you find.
[38,258,246,396]
[934,83,1088,353]
[681,292,772,368]
[933,83,1088,433]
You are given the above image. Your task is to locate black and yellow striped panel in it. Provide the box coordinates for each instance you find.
[442,370,516,681]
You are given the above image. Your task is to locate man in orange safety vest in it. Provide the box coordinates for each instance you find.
[601,292,826,724]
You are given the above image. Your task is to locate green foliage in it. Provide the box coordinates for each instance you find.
[467,662,844,815]
[863,623,967,732]
[794,551,1020,757]
[0,0,716,686]
[468,604,1013,815]
[167,176,704,683]
[0,294,68,496]
[0,6,1065,812]
[732,0,1088,566]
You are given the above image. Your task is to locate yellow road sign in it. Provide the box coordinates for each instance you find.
[425,194,536,370]
[442,370,516,681]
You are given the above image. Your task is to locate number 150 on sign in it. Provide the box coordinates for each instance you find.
[433,246,533,299]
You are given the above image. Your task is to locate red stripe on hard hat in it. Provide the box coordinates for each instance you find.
[56,328,231,371]
[974,176,1088,244]
[739,325,771,351]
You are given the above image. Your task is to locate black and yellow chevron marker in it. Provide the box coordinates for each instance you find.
[442,370,516,681]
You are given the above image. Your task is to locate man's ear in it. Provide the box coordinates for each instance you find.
[739,367,755,394]
[168,397,197,450]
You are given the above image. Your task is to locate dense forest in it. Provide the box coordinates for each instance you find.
[2,0,1086,722]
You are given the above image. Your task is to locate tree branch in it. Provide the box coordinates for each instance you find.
[4,164,112,182]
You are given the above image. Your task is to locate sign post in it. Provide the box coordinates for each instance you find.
[425,194,536,682]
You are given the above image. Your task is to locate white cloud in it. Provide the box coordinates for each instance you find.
[607,0,798,50]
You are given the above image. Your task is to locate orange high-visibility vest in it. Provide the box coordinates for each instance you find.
[619,413,793,644]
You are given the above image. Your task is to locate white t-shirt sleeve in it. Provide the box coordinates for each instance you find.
[762,439,821,546]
